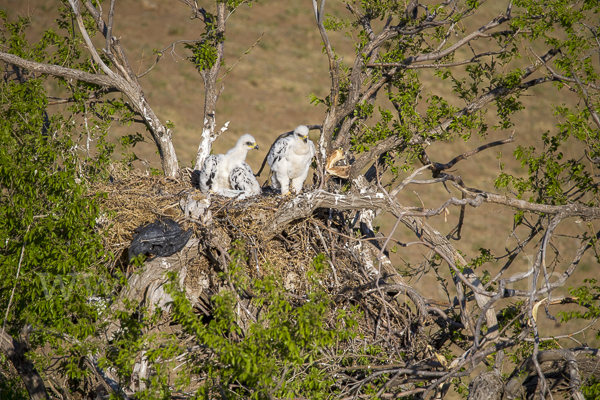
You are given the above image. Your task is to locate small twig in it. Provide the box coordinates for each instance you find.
[2,226,29,334]
[219,32,265,81]
[390,164,432,197]
[312,222,331,258]
[431,132,515,173]
[571,68,600,130]
[367,49,507,69]
[138,39,200,78]
[106,0,116,55]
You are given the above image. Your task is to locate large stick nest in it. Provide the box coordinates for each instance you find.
[80,166,600,399]
[90,166,432,357]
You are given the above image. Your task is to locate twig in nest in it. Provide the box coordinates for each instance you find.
[313,222,331,258]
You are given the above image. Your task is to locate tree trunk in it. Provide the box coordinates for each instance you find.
[194,2,228,171]
[0,328,49,400]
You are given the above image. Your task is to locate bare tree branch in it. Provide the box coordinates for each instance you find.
[0,0,181,176]
[431,132,515,173]
[194,2,228,171]
[571,69,600,131]
[367,49,506,68]
[0,51,116,87]
[504,348,599,400]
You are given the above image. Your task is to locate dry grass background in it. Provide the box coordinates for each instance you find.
[4,0,600,387]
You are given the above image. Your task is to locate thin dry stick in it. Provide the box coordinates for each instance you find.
[373,216,403,345]
[390,164,432,197]
[2,228,28,334]
[220,32,265,81]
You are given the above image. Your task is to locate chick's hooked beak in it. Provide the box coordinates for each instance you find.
[253,143,259,150]
[301,135,308,143]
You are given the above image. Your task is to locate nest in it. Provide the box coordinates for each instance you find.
[89,165,430,359]
[91,165,191,244]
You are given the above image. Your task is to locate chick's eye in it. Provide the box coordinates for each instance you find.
[246,142,253,146]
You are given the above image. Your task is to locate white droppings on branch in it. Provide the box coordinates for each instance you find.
[195,117,220,171]
[219,121,230,135]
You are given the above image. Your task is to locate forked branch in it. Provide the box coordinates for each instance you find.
[1,0,180,176]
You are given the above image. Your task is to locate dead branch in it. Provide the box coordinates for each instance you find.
[312,0,341,170]
[0,327,49,400]
[504,348,600,400]
[430,132,515,174]
[0,0,180,176]
[0,52,115,87]
[367,50,507,69]
[193,2,228,171]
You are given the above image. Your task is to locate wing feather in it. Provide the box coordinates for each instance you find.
[266,130,316,193]
[308,140,316,158]
[267,135,293,167]
[199,154,220,194]
[230,163,262,196]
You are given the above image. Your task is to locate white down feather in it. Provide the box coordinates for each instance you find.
[199,134,261,199]
[267,125,315,194]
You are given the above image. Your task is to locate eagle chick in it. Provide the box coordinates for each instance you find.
[199,134,261,198]
[267,125,315,194]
